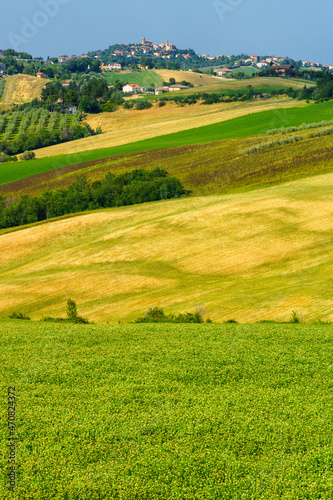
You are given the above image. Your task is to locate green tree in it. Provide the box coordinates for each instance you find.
[66,299,89,324]
[140,57,153,69]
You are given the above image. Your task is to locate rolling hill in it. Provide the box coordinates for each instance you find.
[33,97,301,159]
[151,76,313,97]
[103,69,224,88]
[154,68,225,86]
[103,69,164,88]
[0,74,51,104]
[2,126,333,198]
[1,171,333,323]
[1,98,333,188]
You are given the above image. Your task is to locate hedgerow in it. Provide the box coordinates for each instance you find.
[0,168,187,229]
[241,125,333,155]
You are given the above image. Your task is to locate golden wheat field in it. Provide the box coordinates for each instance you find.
[0,74,51,104]
[1,172,333,323]
[154,68,225,86]
[33,97,302,158]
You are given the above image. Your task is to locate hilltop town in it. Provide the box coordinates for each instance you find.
[1,38,332,80]
[88,38,332,72]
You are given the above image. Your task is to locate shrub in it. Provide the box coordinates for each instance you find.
[135,99,152,110]
[43,317,67,323]
[9,311,31,320]
[123,101,134,109]
[146,307,166,321]
[290,311,301,324]
[173,311,204,323]
[66,298,89,324]
[135,307,208,324]
[21,150,36,160]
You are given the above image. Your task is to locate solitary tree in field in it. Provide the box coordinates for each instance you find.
[66,299,89,324]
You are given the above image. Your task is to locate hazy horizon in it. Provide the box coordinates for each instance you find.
[1,0,333,64]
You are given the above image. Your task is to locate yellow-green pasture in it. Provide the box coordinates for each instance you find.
[1,172,333,323]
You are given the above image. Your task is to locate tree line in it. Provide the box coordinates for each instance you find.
[41,78,124,113]
[0,168,186,229]
[259,67,333,102]
[0,50,102,79]
[287,70,333,101]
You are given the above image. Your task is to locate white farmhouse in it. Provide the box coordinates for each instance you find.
[108,63,122,71]
[122,84,143,94]
[216,68,233,77]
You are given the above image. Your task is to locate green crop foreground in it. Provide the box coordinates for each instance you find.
[1,320,333,499]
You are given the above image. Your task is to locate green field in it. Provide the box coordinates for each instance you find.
[1,320,333,499]
[103,70,164,88]
[149,77,313,99]
[231,66,260,75]
[198,66,260,75]
[4,128,333,199]
[1,100,333,187]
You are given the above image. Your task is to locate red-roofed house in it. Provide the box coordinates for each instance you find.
[217,68,233,76]
[123,84,143,94]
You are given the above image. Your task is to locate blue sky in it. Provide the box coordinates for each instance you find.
[2,0,333,64]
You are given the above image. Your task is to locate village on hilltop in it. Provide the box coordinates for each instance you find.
[1,39,333,98]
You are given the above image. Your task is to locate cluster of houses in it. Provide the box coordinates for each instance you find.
[57,54,90,63]
[239,55,333,72]
[94,38,197,62]
[105,38,178,61]
[122,83,189,95]
[215,56,294,77]
[2,43,333,82]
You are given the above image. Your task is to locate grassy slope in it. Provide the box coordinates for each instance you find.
[2,99,333,187]
[154,69,227,86]
[0,74,51,104]
[1,172,333,323]
[150,76,313,97]
[3,131,333,198]
[1,321,333,499]
[103,69,164,88]
[103,69,223,88]
[34,97,300,159]
[231,65,260,75]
